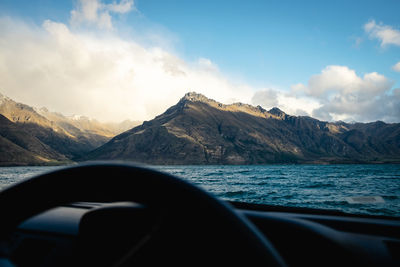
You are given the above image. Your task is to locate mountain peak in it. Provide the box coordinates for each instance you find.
[0,92,10,105]
[181,92,215,104]
[179,92,288,120]
[38,107,49,113]
[268,107,286,118]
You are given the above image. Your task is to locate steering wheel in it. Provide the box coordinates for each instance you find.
[0,163,285,266]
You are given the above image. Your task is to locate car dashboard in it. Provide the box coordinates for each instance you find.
[1,201,399,267]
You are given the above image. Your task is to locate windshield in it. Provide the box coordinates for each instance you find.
[0,0,399,217]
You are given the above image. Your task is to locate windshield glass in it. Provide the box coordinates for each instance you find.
[0,0,399,217]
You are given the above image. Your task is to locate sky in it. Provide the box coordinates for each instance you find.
[0,0,399,123]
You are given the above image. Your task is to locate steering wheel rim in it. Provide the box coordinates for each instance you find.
[0,162,286,266]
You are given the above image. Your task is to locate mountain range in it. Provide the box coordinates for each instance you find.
[1,92,399,165]
[82,92,400,164]
[0,93,140,165]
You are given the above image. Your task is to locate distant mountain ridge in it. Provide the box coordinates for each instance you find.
[0,114,68,165]
[1,91,399,166]
[0,92,140,165]
[82,92,400,164]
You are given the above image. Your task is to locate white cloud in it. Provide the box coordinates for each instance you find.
[305,66,391,99]
[251,89,278,109]
[106,0,135,13]
[70,0,135,30]
[393,61,400,72]
[197,58,219,72]
[277,94,320,117]
[292,65,399,122]
[364,20,400,47]
[0,17,253,122]
[251,88,320,117]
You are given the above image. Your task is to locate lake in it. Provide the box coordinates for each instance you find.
[0,164,399,217]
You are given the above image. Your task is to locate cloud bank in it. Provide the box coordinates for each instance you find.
[249,65,400,123]
[0,17,253,122]
[292,66,399,122]
[0,8,399,123]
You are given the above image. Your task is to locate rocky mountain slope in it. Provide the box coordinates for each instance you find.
[82,92,400,164]
[0,93,140,165]
[0,115,68,165]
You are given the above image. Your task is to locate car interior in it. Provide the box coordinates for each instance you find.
[0,163,399,267]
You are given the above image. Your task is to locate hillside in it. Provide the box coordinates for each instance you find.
[0,93,140,165]
[82,92,400,164]
[0,115,68,165]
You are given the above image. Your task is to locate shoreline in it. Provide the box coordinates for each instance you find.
[1,160,400,168]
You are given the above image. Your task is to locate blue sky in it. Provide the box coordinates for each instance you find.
[0,0,399,122]
[137,0,400,88]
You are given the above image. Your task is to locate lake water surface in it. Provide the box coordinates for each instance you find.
[1,164,399,217]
